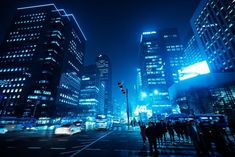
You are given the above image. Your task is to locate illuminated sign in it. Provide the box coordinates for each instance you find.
[178,60,210,81]
[142,31,156,35]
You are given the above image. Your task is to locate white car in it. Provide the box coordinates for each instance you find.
[0,126,8,134]
[55,124,81,135]
[95,121,109,130]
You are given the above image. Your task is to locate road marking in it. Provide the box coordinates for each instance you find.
[77,139,92,142]
[80,142,91,144]
[39,139,48,141]
[28,147,41,149]
[60,150,78,155]
[72,145,86,149]
[7,146,16,149]
[114,149,150,153]
[58,139,68,141]
[68,131,114,157]
[86,148,101,151]
[50,147,66,150]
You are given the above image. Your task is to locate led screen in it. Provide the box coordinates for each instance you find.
[178,60,210,81]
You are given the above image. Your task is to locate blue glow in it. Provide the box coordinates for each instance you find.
[17,3,58,10]
[64,14,87,41]
[178,60,210,81]
[141,92,147,98]
[142,31,156,35]
[153,89,159,95]
[17,4,87,41]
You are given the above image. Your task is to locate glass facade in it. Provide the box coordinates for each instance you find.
[96,54,112,115]
[191,0,235,72]
[0,4,86,118]
[79,65,105,118]
[139,29,184,114]
[184,35,205,66]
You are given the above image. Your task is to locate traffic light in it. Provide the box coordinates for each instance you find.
[121,89,126,94]
[117,82,123,89]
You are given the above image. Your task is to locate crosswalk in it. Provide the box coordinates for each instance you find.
[107,127,224,157]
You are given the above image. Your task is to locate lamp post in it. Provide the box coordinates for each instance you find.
[118,82,130,130]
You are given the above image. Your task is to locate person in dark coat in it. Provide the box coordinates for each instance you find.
[155,122,162,145]
[167,121,175,144]
[160,120,167,144]
[140,123,147,145]
[145,122,158,154]
[188,120,202,156]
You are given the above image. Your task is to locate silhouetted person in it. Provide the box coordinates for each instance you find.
[140,123,147,145]
[167,121,175,144]
[160,120,167,144]
[174,121,183,142]
[211,122,231,156]
[145,122,158,154]
[155,122,162,145]
[188,120,202,156]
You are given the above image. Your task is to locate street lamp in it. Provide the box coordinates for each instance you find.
[117,82,130,129]
[141,92,147,99]
[153,89,159,95]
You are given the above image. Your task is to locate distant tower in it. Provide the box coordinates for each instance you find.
[79,65,105,117]
[139,28,184,114]
[96,54,112,115]
[0,4,86,117]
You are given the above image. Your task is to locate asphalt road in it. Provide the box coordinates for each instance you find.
[0,125,229,157]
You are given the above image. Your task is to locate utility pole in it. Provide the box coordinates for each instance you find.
[118,82,130,130]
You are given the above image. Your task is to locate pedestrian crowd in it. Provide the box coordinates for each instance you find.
[139,119,235,156]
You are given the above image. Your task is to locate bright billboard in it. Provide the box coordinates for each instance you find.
[178,60,210,81]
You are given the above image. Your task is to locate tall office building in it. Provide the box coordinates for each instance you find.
[160,28,185,85]
[79,65,105,117]
[0,4,86,117]
[139,31,169,113]
[184,35,205,66]
[139,28,184,113]
[96,54,112,115]
[113,99,121,119]
[191,0,235,72]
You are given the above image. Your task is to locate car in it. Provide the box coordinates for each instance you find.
[4,124,24,132]
[95,121,109,130]
[73,121,85,131]
[0,126,8,134]
[55,124,81,135]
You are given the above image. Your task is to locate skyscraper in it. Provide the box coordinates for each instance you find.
[0,4,86,117]
[139,28,184,114]
[96,54,112,115]
[79,65,105,117]
[183,35,205,66]
[139,31,169,114]
[191,0,235,72]
[160,28,185,85]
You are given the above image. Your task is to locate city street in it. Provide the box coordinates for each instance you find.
[0,124,227,157]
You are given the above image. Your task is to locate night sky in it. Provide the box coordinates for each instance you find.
[0,0,200,106]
